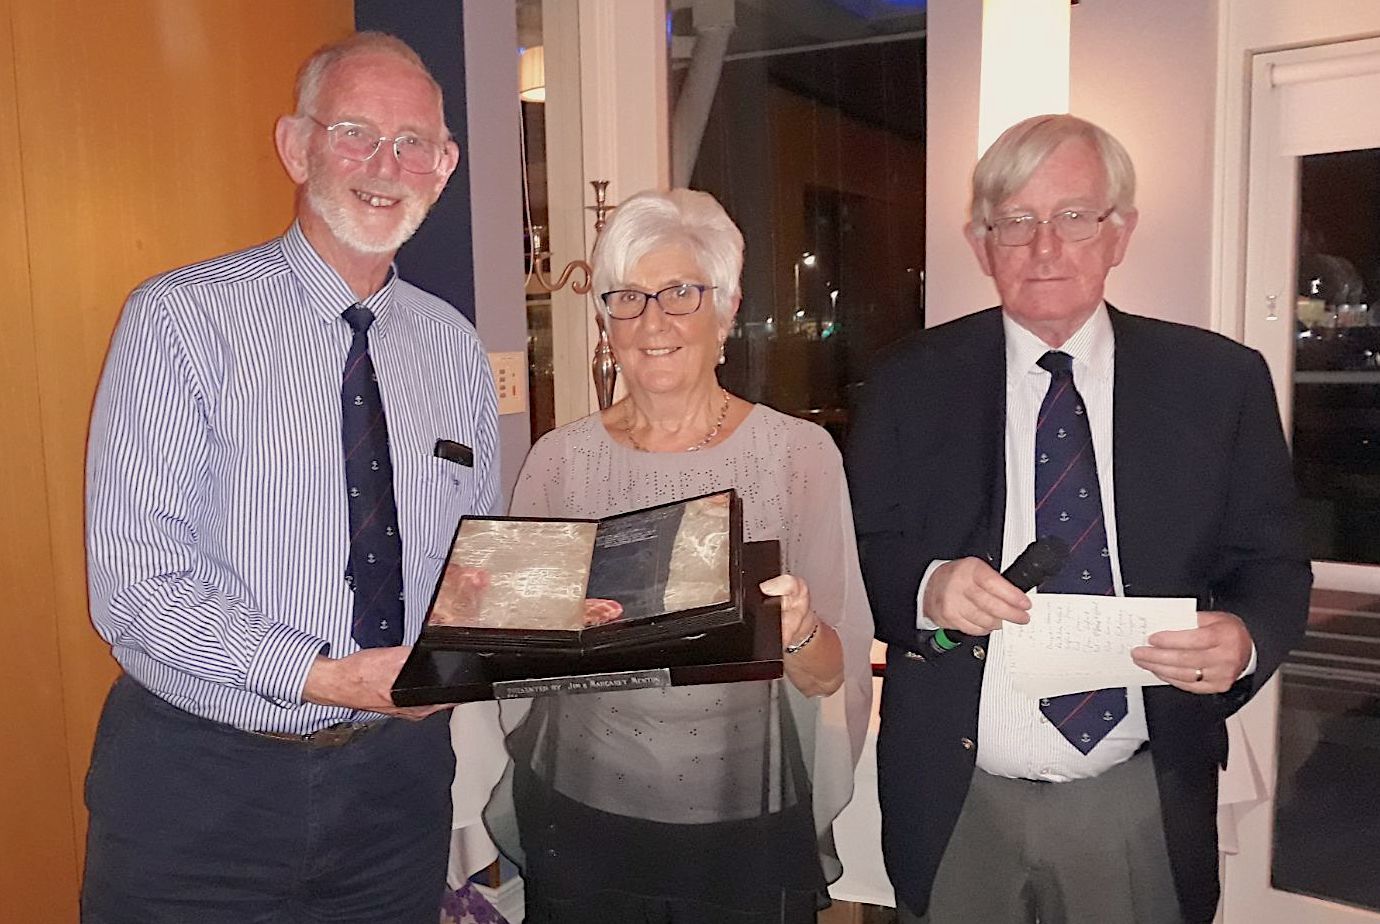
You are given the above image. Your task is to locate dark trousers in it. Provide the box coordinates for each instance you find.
[82,676,455,924]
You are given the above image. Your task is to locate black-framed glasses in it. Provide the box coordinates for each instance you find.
[986,207,1116,247]
[600,284,715,320]
[306,116,447,175]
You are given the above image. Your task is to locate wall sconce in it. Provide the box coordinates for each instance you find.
[524,180,620,409]
[977,0,1070,154]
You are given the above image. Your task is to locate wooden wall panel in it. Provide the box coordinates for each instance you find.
[1,1,353,914]
[0,3,81,918]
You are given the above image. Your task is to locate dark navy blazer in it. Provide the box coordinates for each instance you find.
[846,306,1312,923]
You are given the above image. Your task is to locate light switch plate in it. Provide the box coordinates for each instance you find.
[488,351,527,416]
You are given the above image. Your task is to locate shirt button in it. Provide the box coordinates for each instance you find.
[971,645,986,660]
[1040,767,1054,776]
[960,737,975,751]
[1039,715,1049,724]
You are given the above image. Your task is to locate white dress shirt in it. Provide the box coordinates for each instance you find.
[920,306,1148,781]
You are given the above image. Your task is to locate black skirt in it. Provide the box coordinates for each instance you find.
[513,761,827,924]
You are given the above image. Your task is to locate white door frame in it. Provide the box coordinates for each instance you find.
[1216,12,1380,921]
[545,0,670,426]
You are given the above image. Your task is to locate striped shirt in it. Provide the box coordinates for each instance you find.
[86,223,500,733]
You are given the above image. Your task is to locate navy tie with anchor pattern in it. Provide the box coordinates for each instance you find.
[1034,350,1127,754]
[341,304,404,648]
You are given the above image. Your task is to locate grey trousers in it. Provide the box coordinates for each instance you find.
[898,749,1184,924]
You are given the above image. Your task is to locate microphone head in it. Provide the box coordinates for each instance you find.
[1027,535,1069,576]
[1002,536,1070,592]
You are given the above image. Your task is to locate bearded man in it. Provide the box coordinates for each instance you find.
[82,32,499,923]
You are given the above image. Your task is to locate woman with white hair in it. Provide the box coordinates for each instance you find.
[485,188,873,923]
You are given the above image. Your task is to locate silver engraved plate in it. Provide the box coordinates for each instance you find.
[492,668,672,700]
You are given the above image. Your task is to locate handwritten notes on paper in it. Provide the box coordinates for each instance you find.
[1004,594,1198,697]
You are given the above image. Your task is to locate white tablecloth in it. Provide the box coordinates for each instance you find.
[447,701,507,886]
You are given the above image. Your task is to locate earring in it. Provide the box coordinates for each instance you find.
[717,341,726,365]
[614,361,621,373]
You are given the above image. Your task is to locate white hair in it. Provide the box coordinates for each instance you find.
[294,32,446,130]
[970,114,1136,232]
[591,188,744,321]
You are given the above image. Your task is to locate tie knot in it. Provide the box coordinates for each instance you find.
[342,304,374,335]
[1037,350,1074,377]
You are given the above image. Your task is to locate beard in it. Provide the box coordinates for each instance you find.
[303,162,431,255]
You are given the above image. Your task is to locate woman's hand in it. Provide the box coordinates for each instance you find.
[760,574,844,697]
[761,574,814,649]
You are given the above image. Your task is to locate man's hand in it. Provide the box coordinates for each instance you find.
[923,557,1032,636]
[1130,610,1252,693]
[302,648,451,720]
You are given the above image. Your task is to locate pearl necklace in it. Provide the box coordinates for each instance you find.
[624,389,732,453]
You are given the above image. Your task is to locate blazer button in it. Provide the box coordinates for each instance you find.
[960,737,975,751]
[971,645,986,660]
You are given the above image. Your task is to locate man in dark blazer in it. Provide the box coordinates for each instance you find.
[848,114,1311,924]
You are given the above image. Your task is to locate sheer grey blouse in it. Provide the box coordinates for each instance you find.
[484,404,873,884]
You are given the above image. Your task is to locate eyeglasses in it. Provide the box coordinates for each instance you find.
[306,116,447,175]
[600,284,715,320]
[986,207,1116,247]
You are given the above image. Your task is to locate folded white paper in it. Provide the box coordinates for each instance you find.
[1005,593,1197,697]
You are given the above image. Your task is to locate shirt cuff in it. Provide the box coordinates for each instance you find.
[915,559,950,631]
[1238,643,1258,680]
[244,622,331,707]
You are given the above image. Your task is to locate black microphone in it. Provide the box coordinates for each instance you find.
[925,536,1070,654]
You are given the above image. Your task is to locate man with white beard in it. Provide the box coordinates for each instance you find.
[81,32,499,923]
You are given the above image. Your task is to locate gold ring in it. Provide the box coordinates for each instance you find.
[1193,667,1204,683]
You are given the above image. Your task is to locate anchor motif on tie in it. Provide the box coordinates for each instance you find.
[349,487,360,498]
[1102,710,1116,721]
[1078,487,1089,498]
[1040,698,1051,707]
[366,552,377,564]
[1039,452,1050,464]
[1080,732,1092,744]
[1059,511,1070,522]
[385,526,395,536]
[1101,547,1110,557]
[353,395,364,406]
[1075,404,1085,416]
[379,620,389,630]
[371,460,380,471]
[1081,569,1092,581]
[1056,427,1068,439]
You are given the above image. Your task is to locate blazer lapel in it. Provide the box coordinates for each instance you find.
[948,309,1008,564]
[1109,306,1177,596]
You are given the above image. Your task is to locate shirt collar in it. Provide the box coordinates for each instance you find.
[1004,302,1114,383]
[280,221,398,327]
